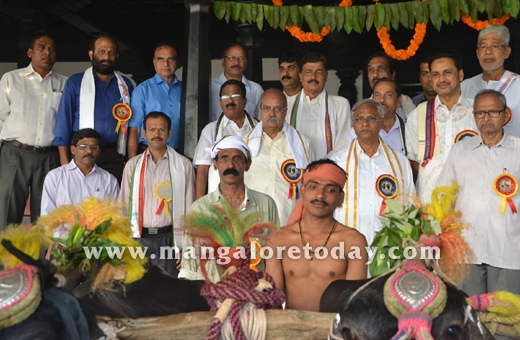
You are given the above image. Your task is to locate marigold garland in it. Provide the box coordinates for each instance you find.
[273,0,345,43]
[286,25,332,43]
[339,0,352,6]
[377,22,427,61]
[461,13,511,31]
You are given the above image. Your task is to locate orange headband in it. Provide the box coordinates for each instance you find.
[287,163,346,225]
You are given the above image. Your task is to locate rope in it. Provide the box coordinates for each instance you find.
[200,262,285,340]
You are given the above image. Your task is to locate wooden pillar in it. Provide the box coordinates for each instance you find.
[181,0,211,158]
[237,24,264,86]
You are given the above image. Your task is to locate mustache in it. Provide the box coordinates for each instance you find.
[223,168,239,176]
[231,65,241,69]
[307,79,319,84]
[282,75,291,80]
[100,59,114,65]
[226,103,237,108]
[152,137,163,141]
[266,116,279,122]
[310,199,329,206]
[83,154,94,159]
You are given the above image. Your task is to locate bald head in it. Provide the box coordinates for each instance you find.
[259,88,288,136]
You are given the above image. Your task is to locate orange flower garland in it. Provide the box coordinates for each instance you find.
[286,25,332,43]
[273,0,349,42]
[460,13,511,31]
[339,0,353,6]
[377,22,427,60]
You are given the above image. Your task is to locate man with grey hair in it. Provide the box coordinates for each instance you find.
[437,90,520,340]
[461,24,520,138]
[331,99,414,246]
[244,88,313,225]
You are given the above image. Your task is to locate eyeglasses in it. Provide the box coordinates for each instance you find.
[224,55,246,63]
[353,116,381,124]
[259,106,287,114]
[220,94,242,101]
[473,109,503,119]
[477,43,507,51]
[76,144,100,151]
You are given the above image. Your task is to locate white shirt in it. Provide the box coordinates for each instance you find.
[331,139,415,246]
[41,160,119,236]
[244,130,313,226]
[0,64,68,146]
[349,115,405,154]
[210,73,263,121]
[284,91,299,115]
[193,114,255,193]
[437,134,520,269]
[286,90,352,159]
[405,95,477,203]
[461,71,520,138]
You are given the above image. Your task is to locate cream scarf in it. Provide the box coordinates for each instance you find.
[79,67,130,154]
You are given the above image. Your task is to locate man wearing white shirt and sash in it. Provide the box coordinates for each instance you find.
[194,79,257,199]
[461,24,520,138]
[437,90,520,340]
[278,52,303,114]
[285,52,352,159]
[119,111,195,277]
[244,89,313,226]
[0,32,68,230]
[406,51,478,203]
[331,99,414,246]
[54,35,134,183]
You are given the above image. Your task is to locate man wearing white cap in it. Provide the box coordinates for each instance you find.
[179,135,279,283]
[244,89,313,225]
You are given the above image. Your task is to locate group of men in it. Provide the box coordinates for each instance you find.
[0,24,519,321]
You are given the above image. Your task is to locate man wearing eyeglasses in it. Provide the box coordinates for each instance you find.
[286,52,352,160]
[405,51,477,204]
[244,89,313,225]
[349,78,407,155]
[461,25,520,139]
[209,42,263,121]
[40,128,119,220]
[331,99,414,247]
[437,90,520,319]
[127,42,182,159]
[194,80,257,199]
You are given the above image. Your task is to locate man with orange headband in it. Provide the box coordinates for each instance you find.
[332,99,414,247]
[266,159,368,312]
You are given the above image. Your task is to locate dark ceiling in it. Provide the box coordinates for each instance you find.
[1,0,519,94]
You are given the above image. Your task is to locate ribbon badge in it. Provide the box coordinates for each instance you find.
[454,130,478,143]
[249,238,262,272]
[154,182,173,216]
[494,173,518,214]
[376,174,397,215]
[112,103,132,135]
[281,159,303,200]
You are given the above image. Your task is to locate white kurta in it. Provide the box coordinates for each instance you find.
[331,139,415,246]
[461,71,520,138]
[437,134,520,269]
[244,130,313,226]
[405,95,477,204]
[285,90,352,159]
[193,114,255,194]
[284,91,299,116]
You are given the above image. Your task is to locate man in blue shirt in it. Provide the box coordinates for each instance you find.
[54,35,133,183]
[127,42,182,159]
